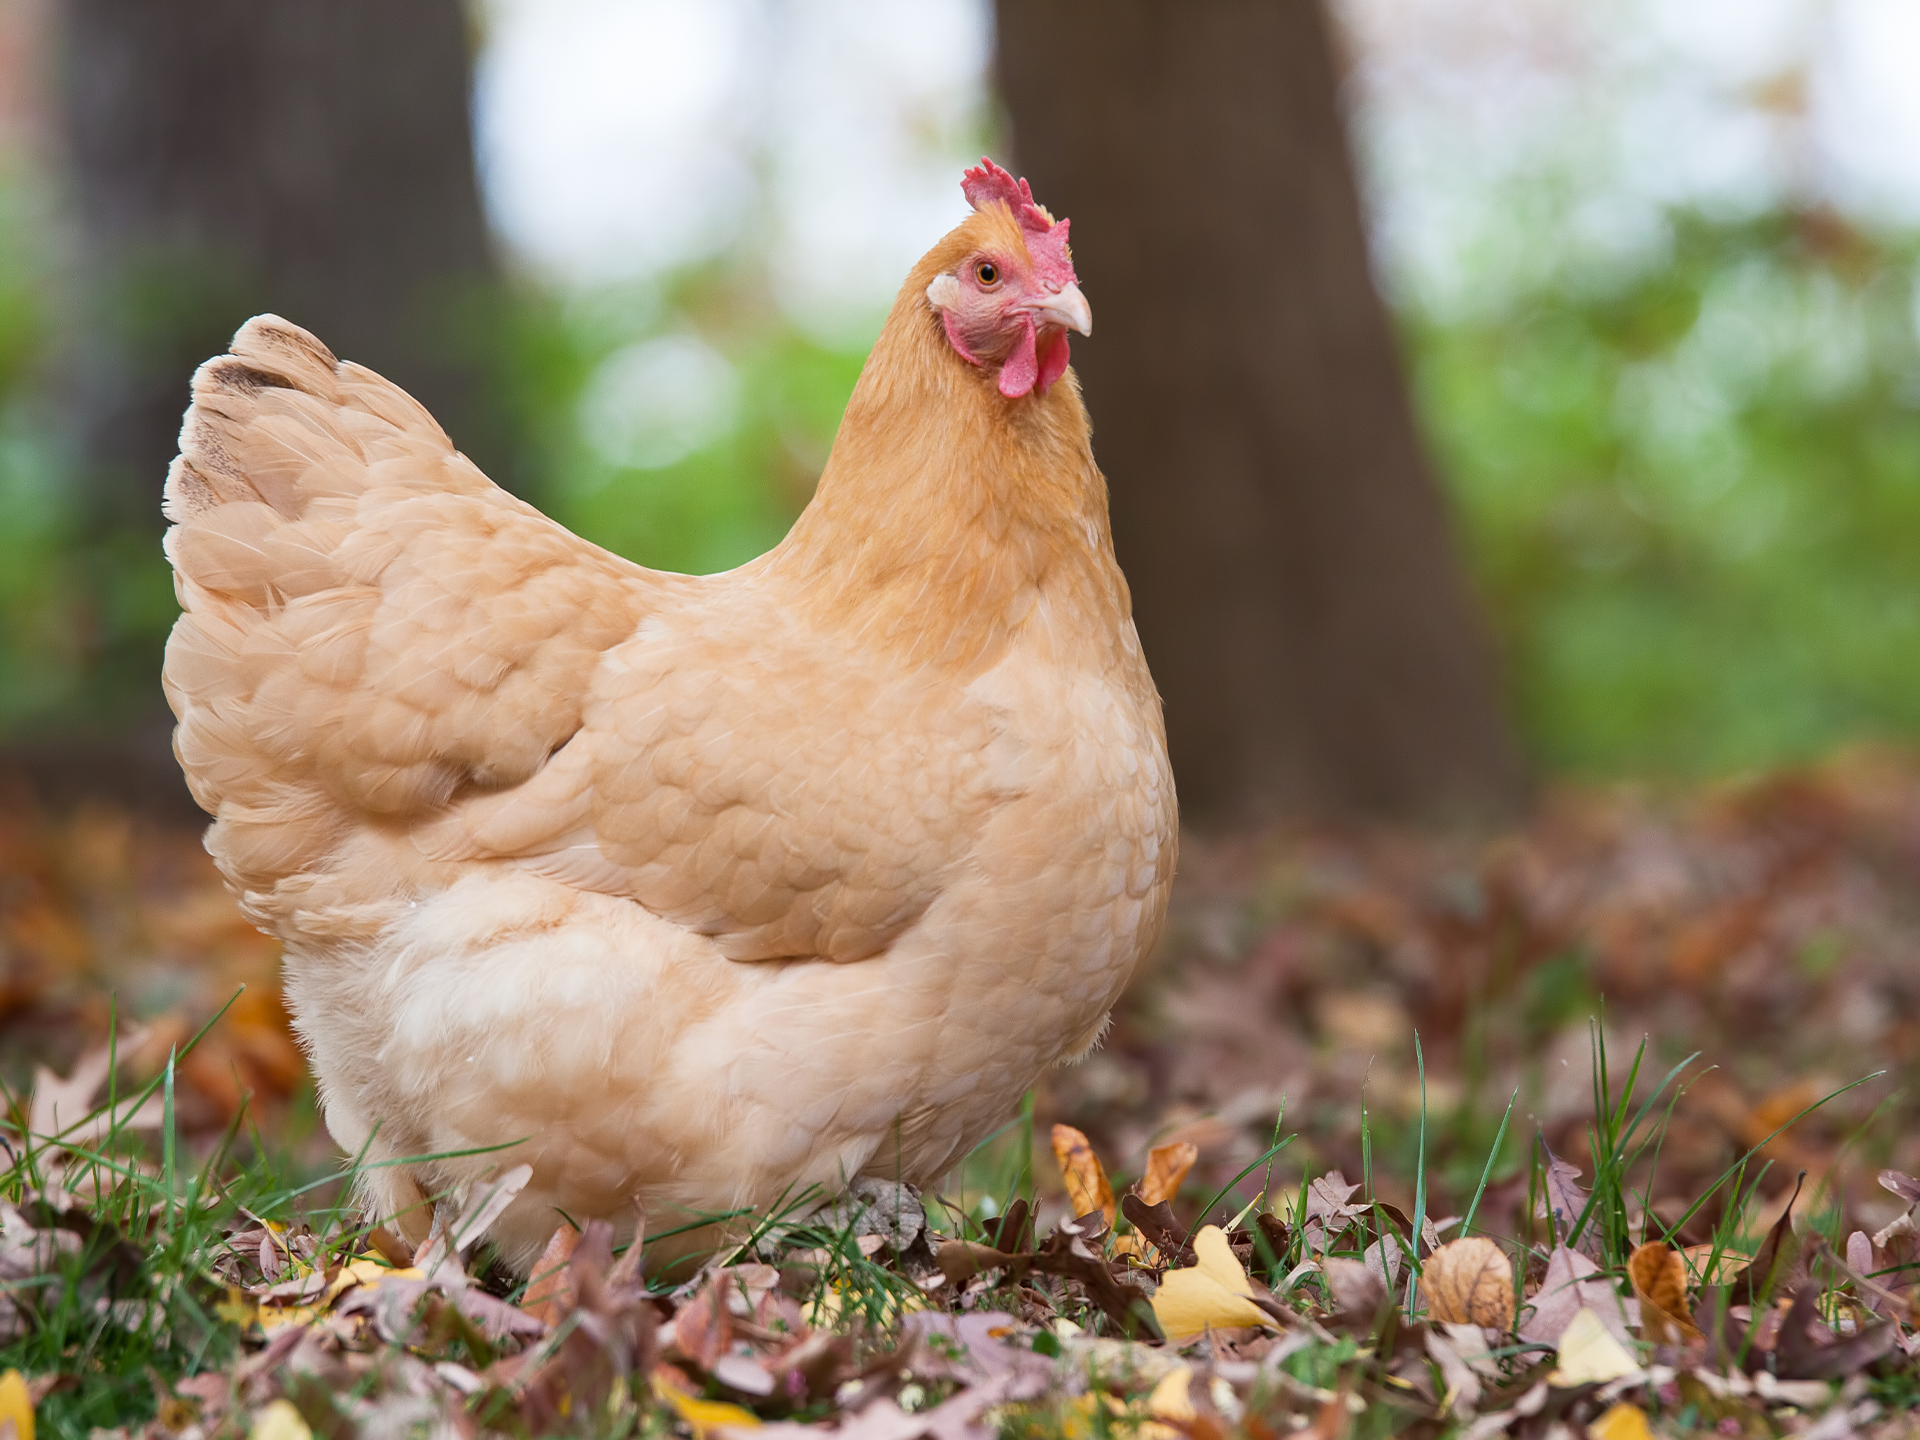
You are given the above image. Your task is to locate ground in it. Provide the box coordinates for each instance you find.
[3,750,1920,1437]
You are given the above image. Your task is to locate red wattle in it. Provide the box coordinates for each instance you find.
[1036,331,1070,392]
[998,317,1040,398]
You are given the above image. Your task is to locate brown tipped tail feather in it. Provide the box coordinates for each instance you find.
[163,316,653,922]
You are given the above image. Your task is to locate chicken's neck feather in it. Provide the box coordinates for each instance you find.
[771,243,1131,679]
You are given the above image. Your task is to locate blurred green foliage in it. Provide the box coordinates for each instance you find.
[4,150,1919,782]
[488,269,867,577]
[0,167,89,733]
[1410,205,1920,777]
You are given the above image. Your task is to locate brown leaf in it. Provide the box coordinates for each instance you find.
[672,1271,732,1372]
[521,1224,578,1326]
[1540,1145,1599,1259]
[1050,1124,1116,1228]
[606,1200,647,1290]
[1423,1237,1514,1330]
[1627,1242,1700,1345]
[1520,1244,1634,1347]
[365,1225,413,1270]
[1727,1172,1807,1306]
[1137,1141,1199,1208]
[1031,1224,1156,1334]
[1424,1328,1481,1420]
[1773,1281,1899,1380]
[1300,1171,1365,1254]
[934,1239,1023,1286]
[980,1197,1032,1252]
[1320,1256,1385,1322]
[1120,1194,1196,1268]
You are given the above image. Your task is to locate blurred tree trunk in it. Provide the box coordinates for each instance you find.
[59,0,505,533]
[997,0,1527,823]
[40,0,504,807]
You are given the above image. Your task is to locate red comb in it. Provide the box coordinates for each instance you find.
[961,157,1076,289]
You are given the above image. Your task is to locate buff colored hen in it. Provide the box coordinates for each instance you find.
[162,160,1175,1269]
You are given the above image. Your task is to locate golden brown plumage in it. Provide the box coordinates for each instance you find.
[163,163,1175,1268]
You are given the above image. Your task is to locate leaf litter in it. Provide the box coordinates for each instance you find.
[8,756,1920,1433]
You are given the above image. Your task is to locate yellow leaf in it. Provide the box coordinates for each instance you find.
[0,1370,32,1440]
[1145,1365,1195,1422]
[324,1258,421,1305]
[250,1399,312,1440]
[1590,1402,1653,1440]
[656,1379,761,1436]
[257,1304,322,1333]
[1050,1124,1116,1227]
[214,1287,258,1328]
[1149,1225,1277,1341]
[1548,1308,1641,1386]
[1138,1142,1199,1208]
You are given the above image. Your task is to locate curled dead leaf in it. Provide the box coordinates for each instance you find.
[1422,1237,1514,1330]
[1627,1242,1700,1345]
[1120,1194,1195,1268]
[1137,1142,1198,1208]
[1050,1124,1116,1228]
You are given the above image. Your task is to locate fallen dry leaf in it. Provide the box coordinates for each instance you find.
[1520,1244,1635,1347]
[1540,1147,1599,1260]
[1548,1308,1641,1386]
[1137,1141,1199,1208]
[521,1224,579,1326]
[1589,1401,1653,1440]
[1627,1242,1700,1345]
[673,1273,734,1372]
[654,1374,761,1436]
[1425,1328,1481,1420]
[0,1370,30,1440]
[1422,1237,1514,1329]
[1320,1255,1386,1322]
[1149,1225,1276,1341]
[1120,1194,1195,1267]
[1050,1124,1117,1228]
[249,1398,310,1440]
[1146,1365,1196,1423]
[1728,1174,1807,1306]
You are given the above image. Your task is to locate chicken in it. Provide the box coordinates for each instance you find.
[161,159,1176,1269]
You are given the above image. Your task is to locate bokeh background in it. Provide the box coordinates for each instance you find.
[4,0,1920,1222]
[4,0,1920,793]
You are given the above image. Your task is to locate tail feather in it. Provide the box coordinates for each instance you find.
[163,315,652,923]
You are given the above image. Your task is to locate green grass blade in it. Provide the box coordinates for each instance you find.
[1461,1088,1517,1239]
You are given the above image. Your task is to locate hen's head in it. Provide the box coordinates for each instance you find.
[925,159,1090,400]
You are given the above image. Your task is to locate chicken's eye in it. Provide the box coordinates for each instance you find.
[974,261,999,286]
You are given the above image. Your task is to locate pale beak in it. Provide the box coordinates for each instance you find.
[1033,282,1092,337]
